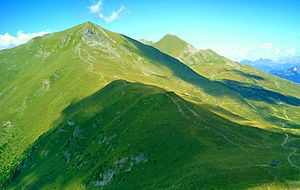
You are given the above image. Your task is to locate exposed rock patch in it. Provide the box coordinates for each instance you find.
[42,79,51,89]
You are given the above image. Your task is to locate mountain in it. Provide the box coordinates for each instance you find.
[241,59,278,72]
[154,35,224,66]
[154,34,191,57]
[0,21,249,187]
[153,34,300,126]
[241,59,300,84]
[1,22,300,189]
[271,66,300,84]
[6,80,300,189]
[279,56,300,65]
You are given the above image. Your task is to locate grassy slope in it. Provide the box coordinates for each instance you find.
[153,35,300,131]
[154,34,189,57]
[0,22,272,186]
[1,22,300,188]
[7,80,300,189]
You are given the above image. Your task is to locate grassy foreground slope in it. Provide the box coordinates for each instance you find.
[0,22,280,186]
[7,80,300,189]
[153,35,300,130]
[1,22,300,188]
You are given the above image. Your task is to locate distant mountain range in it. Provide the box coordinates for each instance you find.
[241,58,300,84]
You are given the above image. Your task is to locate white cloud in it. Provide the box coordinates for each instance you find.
[236,47,254,57]
[89,0,126,23]
[0,30,48,49]
[232,42,286,61]
[286,48,296,57]
[275,47,281,55]
[89,0,103,13]
[99,5,125,23]
[259,42,273,49]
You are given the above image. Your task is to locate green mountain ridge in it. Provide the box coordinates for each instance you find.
[7,80,300,189]
[153,34,300,98]
[0,21,251,187]
[153,34,300,129]
[0,22,300,189]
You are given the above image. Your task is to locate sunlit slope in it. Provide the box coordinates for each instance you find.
[0,22,259,186]
[154,34,190,57]
[153,35,300,130]
[153,34,300,97]
[8,80,300,189]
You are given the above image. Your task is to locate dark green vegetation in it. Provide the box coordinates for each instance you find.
[7,81,300,189]
[1,22,300,189]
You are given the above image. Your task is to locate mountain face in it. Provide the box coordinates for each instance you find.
[0,22,249,187]
[153,34,300,126]
[241,59,279,72]
[154,35,221,66]
[154,34,190,57]
[6,80,300,189]
[241,59,300,84]
[1,22,300,189]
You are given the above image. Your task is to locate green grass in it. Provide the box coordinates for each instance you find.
[7,80,300,189]
[0,22,300,189]
[153,34,300,130]
[154,34,189,57]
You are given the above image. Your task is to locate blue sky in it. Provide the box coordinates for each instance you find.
[1,0,300,60]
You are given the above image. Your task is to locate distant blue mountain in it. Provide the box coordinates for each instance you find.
[241,58,300,84]
[270,66,300,84]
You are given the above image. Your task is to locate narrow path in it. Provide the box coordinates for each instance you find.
[244,99,257,110]
[164,93,189,119]
[76,43,104,81]
[274,81,281,89]
[210,71,231,80]
[288,148,300,170]
[164,93,241,147]
[283,108,289,120]
[281,133,289,146]
[281,133,300,170]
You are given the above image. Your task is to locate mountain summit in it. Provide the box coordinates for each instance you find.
[0,22,246,186]
[154,34,190,56]
[1,22,300,189]
[154,34,226,65]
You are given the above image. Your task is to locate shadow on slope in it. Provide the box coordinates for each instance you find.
[122,35,242,99]
[233,70,265,81]
[7,80,300,189]
[221,80,300,106]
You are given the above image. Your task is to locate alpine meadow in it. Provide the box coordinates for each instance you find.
[1,1,300,189]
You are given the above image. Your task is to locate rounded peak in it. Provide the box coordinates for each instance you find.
[164,34,179,38]
[79,21,99,28]
[156,34,189,48]
[71,21,105,31]
[83,21,96,25]
[154,34,190,56]
[160,34,186,43]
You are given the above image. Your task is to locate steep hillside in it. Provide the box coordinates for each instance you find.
[0,22,254,186]
[7,80,300,189]
[154,34,190,57]
[1,22,300,188]
[153,35,300,130]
